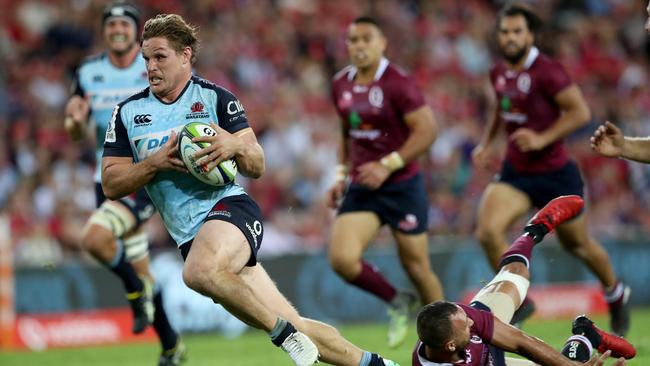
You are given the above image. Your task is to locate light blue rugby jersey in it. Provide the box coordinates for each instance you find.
[103,76,247,245]
[73,52,148,183]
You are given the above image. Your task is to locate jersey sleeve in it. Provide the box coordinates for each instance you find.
[460,303,495,342]
[216,87,250,133]
[393,75,426,116]
[542,60,572,97]
[70,68,85,97]
[103,105,133,158]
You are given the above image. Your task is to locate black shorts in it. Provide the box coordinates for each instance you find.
[497,161,584,208]
[179,194,263,267]
[94,183,155,226]
[470,301,507,366]
[338,173,428,234]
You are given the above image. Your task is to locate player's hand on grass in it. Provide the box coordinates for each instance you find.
[357,161,390,190]
[510,127,548,152]
[326,180,346,209]
[590,121,624,158]
[148,131,187,173]
[193,122,243,171]
[582,350,625,366]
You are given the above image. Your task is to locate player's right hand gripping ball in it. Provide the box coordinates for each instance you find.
[178,122,238,186]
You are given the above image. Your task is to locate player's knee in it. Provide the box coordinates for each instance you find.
[475,226,502,247]
[328,253,357,279]
[81,226,115,254]
[182,265,209,294]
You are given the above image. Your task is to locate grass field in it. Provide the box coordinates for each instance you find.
[2,308,649,366]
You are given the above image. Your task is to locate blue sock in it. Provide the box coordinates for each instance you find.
[269,318,296,346]
[358,351,372,366]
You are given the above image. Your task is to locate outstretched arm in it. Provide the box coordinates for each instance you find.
[591,121,650,163]
[492,318,625,366]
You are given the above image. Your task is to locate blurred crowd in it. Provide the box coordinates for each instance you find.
[2,0,650,267]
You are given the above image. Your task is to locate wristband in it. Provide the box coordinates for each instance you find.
[334,164,348,182]
[379,151,404,173]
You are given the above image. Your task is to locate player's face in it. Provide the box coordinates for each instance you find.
[142,37,192,99]
[497,15,534,65]
[103,17,137,55]
[449,306,473,352]
[346,23,387,70]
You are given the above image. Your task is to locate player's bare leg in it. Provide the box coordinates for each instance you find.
[329,212,381,280]
[183,220,318,366]
[475,182,531,270]
[241,263,398,366]
[555,215,630,336]
[81,218,154,333]
[389,230,443,347]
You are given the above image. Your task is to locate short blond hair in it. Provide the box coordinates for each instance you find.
[142,14,200,64]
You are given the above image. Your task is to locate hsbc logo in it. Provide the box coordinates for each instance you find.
[134,114,152,126]
[227,100,244,115]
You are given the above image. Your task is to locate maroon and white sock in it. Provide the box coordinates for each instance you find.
[498,234,535,269]
[605,281,625,304]
[349,261,397,303]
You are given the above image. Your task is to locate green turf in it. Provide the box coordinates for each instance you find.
[1,308,648,365]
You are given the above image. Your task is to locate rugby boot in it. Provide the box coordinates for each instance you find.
[387,291,418,348]
[524,195,584,243]
[158,340,187,366]
[510,296,536,328]
[572,315,636,359]
[127,276,155,334]
[607,283,631,337]
[280,331,319,366]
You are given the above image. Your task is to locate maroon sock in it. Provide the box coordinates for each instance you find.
[498,234,535,269]
[349,261,397,303]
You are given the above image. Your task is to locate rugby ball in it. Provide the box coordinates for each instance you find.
[178,122,237,186]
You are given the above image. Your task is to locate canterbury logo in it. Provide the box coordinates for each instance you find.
[134,114,152,125]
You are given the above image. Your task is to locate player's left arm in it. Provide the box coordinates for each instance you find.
[540,84,591,145]
[491,317,578,366]
[510,84,590,152]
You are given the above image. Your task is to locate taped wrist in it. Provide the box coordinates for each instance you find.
[379,151,404,173]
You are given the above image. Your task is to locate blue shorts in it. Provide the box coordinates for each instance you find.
[498,161,584,208]
[470,301,507,366]
[338,173,428,234]
[94,183,155,226]
[179,194,263,267]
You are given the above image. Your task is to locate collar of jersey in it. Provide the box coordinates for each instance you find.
[347,57,390,82]
[153,78,192,105]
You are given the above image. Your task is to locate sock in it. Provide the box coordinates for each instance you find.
[561,335,593,362]
[498,234,535,269]
[605,281,624,304]
[107,242,143,294]
[153,290,179,351]
[367,353,386,366]
[269,318,296,347]
[358,351,372,366]
[349,261,397,303]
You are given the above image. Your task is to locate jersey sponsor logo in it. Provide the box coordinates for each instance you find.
[92,75,104,83]
[349,128,381,140]
[470,335,482,344]
[88,88,143,110]
[105,106,119,143]
[131,127,182,160]
[227,100,244,115]
[500,111,528,124]
[186,100,210,119]
[369,86,383,108]
[133,114,152,126]
[517,73,531,93]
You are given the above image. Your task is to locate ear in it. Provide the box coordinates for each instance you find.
[183,46,192,64]
[444,340,456,352]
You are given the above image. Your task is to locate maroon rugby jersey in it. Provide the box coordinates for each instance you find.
[412,304,496,366]
[490,47,573,173]
[331,58,426,184]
